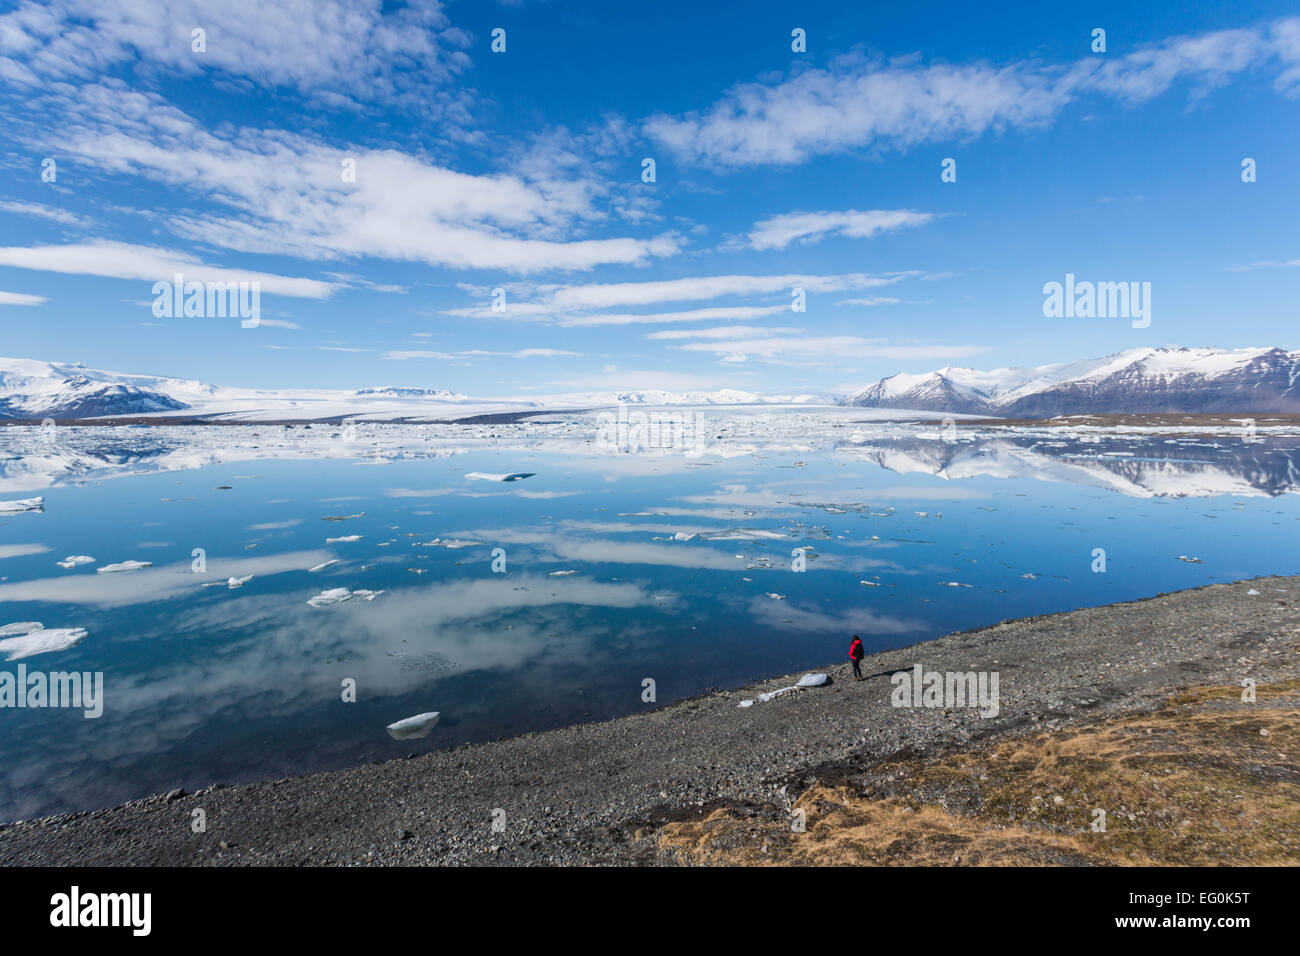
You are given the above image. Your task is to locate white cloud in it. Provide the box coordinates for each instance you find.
[645,18,1300,167]
[0,200,90,227]
[29,87,681,274]
[0,240,334,298]
[672,334,991,366]
[748,209,937,250]
[646,325,802,340]
[0,290,46,305]
[0,0,474,115]
[383,348,579,361]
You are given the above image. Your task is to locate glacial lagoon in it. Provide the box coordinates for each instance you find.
[2,413,1298,820]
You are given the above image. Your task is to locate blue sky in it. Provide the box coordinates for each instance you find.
[0,0,1298,396]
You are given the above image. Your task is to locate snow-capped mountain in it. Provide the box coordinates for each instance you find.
[0,357,196,419]
[840,347,1300,416]
[0,357,819,421]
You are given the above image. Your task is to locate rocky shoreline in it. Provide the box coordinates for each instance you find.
[2,576,1297,866]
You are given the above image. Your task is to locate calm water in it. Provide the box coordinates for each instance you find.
[2,424,1298,820]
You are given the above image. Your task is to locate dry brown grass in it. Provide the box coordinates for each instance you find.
[657,681,1300,866]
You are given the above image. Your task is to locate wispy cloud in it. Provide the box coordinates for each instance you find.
[0,240,334,298]
[646,18,1300,167]
[748,209,938,250]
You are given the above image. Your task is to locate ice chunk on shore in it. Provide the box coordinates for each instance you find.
[385,711,440,740]
[0,626,88,661]
[97,560,153,573]
[326,535,362,543]
[465,472,535,482]
[0,497,44,514]
[307,587,384,607]
[56,555,96,569]
[741,672,830,706]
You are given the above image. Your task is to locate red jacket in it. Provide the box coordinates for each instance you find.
[849,639,864,660]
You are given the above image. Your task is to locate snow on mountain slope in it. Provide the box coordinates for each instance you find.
[841,347,1300,416]
[0,357,834,419]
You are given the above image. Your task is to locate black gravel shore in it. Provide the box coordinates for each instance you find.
[2,576,1297,866]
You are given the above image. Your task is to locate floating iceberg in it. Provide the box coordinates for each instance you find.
[0,625,88,661]
[549,570,578,576]
[464,472,535,482]
[308,559,339,572]
[97,560,153,573]
[859,580,881,587]
[307,587,384,607]
[322,513,365,521]
[56,555,96,569]
[0,497,44,514]
[326,535,362,543]
[415,538,481,549]
[203,574,254,589]
[385,711,440,740]
[672,532,697,541]
[0,621,43,637]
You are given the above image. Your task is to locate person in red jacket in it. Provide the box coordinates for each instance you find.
[849,635,865,680]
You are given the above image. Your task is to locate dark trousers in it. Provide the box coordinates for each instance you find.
[852,658,863,678]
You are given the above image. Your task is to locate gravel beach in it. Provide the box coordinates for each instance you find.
[2,576,1297,866]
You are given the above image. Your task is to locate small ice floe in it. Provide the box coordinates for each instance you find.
[0,497,44,514]
[765,592,786,600]
[56,555,95,569]
[386,711,440,740]
[0,621,43,637]
[1021,572,1039,579]
[416,538,482,549]
[914,511,929,518]
[307,587,384,607]
[326,535,362,543]
[204,574,254,589]
[322,513,365,521]
[308,559,339,572]
[465,472,535,482]
[939,581,973,588]
[672,532,697,541]
[97,560,152,574]
[0,625,88,661]
[701,528,789,541]
[859,580,881,587]
[549,570,578,576]
[1176,555,1204,564]
[1247,588,1261,595]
